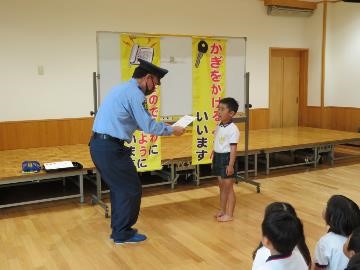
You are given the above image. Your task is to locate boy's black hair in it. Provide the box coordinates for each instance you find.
[346,253,360,270]
[262,211,302,255]
[348,227,360,254]
[253,202,311,266]
[220,97,239,114]
[325,195,360,236]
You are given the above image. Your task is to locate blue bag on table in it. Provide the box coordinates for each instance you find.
[22,161,41,173]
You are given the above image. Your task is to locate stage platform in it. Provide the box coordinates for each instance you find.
[1,127,359,209]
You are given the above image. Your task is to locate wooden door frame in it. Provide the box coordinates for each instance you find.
[269,47,309,127]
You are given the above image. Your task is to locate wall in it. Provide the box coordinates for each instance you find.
[0,0,310,121]
[302,2,360,132]
[304,3,323,106]
[325,2,360,107]
[2,0,358,150]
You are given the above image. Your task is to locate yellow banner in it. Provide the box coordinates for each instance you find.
[120,35,162,172]
[192,38,226,165]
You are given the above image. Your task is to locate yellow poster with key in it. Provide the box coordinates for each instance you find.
[192,38,226,165]
[120,34,162,172]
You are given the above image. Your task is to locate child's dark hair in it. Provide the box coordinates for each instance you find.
[348,227,360,254]
[220,97,239,114]
[325,195,360,236]
[346,253,360,270]
[262,211,302,255]
[253,202,311,266]
[264,202,297,218]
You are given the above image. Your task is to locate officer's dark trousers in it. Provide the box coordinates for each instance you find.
[90,137,141,241]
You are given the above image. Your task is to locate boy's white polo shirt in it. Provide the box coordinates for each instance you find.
[214,122,240,153]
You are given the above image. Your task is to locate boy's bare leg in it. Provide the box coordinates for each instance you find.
[226,178,236,217]
[215,177,226,218]
[217,178,235,222]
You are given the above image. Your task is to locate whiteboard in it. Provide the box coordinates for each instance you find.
[97,32,121,104]
[160,37,192,116]
[97,32,246,115]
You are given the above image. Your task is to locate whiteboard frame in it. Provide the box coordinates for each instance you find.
[95,31,247,118]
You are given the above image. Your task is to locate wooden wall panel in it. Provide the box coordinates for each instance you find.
[303,106,360,132]
[237,108,270,131]
[302,106,322,128]
[322,107,333,130]
[326,107,360,132]
[0,110,270,151]
[250,108,269,130]
[1,107,357,151]
[0,118,94,150]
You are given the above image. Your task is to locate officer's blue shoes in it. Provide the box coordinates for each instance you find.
[114,233,147,245]
[110,228,138,241]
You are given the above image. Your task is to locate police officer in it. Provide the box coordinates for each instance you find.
[90,59,185,244]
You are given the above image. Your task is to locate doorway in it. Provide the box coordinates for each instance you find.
[269,48,308,128]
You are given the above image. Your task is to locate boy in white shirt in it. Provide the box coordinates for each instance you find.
[212,98,240,222]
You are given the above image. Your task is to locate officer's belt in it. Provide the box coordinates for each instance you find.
[93,132,125,146]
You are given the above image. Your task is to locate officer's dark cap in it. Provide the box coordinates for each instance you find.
[138,59,168,81]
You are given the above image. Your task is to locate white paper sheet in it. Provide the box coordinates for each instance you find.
[44,161,74,170]
[172,115,196,128]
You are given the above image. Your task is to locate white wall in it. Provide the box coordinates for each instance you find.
[305,3,323,106]
[325,2,360,107]
[0,0,311,121]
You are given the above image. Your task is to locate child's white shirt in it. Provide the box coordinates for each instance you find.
[252,246,308,270]
[214,122,240,153]
[314,232,348,270]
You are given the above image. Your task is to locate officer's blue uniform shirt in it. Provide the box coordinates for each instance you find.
[93,78,173,142]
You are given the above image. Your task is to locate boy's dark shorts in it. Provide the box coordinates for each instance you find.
[212,152,236,179]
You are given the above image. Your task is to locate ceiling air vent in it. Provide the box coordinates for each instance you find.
[264,0,317,17]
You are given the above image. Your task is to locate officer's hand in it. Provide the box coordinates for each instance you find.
[172,126,185,136]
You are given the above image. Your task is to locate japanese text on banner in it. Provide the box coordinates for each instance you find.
[192,38,226,165]
[120,34,162,172]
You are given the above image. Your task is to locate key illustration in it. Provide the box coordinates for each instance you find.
[195,40,208,68]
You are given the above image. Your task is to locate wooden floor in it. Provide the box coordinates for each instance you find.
[1,159,360,269]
